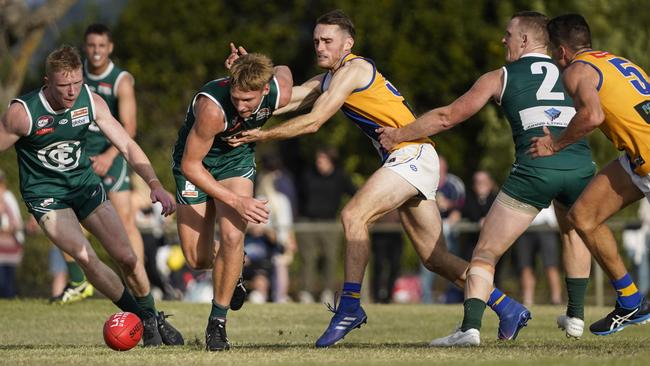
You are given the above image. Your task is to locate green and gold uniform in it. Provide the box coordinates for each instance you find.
[84,60,133,192]
[499,53,595,208]
[172,76,280,205]
[11,85,106,221]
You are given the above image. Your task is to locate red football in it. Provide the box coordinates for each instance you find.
[103,312,143,351]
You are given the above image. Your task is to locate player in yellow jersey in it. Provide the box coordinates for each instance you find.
[530,14,650,335]
[227,9,529,347]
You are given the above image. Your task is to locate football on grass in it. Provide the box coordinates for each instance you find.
[103,312,143,351]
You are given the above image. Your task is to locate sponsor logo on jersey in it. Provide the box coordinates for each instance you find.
[255,108,271,121]
[410,164,418,172]
[634,100,650,124]
[58,118,69,125]
[36,115,54,129]
[182,181,198,197]
[35,127,54,135]
[544,107,562,121]
[40,198,54,207]
[37,140,82,171]
[217,79,230,87]
[72,116,90,127]
[590,51,611,58]
[71,107,89,119]
[98,82,112,96]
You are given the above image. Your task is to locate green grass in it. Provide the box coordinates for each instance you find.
[0,299,649,365]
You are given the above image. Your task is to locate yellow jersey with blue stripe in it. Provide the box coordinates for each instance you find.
[322,53,432,161]
[573,50,650,175]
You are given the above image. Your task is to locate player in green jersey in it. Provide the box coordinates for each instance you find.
[172,52,292,351]
[378,11,594,345]
[0,46,183,347]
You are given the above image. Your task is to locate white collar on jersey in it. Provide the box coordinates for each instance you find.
[84,60,115,80]
[520,53,551,59]
[38,87,69,115]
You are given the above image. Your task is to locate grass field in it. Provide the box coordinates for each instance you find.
[0,299,649,365]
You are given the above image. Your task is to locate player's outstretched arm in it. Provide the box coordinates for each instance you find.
[228,60,369,146]
[377,69,503,150]
[92,93,175,215]
[273,74,325,115]
[181,96,269,224]
[0,103,29,152]
[529,63,603,158]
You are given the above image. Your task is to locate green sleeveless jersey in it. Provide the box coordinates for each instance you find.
[83,60,133,155]
[12,85,100,200]
[500,53,592,169]
[172,76,281,169]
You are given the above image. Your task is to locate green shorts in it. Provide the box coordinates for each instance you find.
[502,162,596,209]
[100,155,131,192]
[173,157,256,205]
[25,183,108,222]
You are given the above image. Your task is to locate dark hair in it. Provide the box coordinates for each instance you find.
[547,14,592,51]
[316,146,339,164]
[84,23,112,42]
[316,9,355,39]
[512,11,549,46]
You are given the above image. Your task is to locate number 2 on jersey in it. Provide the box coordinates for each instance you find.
[531,62,564,101]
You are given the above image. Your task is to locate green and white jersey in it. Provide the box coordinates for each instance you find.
[83,60,133,156]
[500,53,592,169]
[171,76,281,170]
[12,85,101,200]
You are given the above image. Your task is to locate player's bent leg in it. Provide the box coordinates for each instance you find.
[51,250,94,304]
[177,201,218,270]
[109,190,145,263]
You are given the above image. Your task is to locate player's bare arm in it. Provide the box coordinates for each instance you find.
[377,69,504,150]
[180,95,269,224]
[90,74,137,176]
[92,93,175,215]
[228,59,371,146]
[528,62,604,158]
[0,102,30,151]
[273,65,294,109]
[274,74,325,115]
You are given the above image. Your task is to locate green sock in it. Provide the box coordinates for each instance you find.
[66,260,85,284]
[135,293,158,317]
[210,301,229,320]
[566,278,589,320]
[114,288,151,320]
[461,298,487,332]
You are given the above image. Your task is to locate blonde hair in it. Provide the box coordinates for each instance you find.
[513,11,550,47]
[45,45,82,76]
[229,53,274,91]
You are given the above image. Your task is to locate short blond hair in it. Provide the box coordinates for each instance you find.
[46,45,82,76]
[229,53,274,91]
[513,11,550,47]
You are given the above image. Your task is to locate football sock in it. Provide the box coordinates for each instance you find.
[487,288,513,317]
[114,288,151,319]
[66,260,85,284]
[461,298,486,332]
[210,301,229,320]
[339,282,361,313]
[135,293,158,317]
[566,277,589,319]
[612,273,642,309]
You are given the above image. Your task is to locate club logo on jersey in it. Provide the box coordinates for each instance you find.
[181,181,198,198]
[40,198,54,207]
[410,164,418,172]
[35,127,54,135]
[37,140,82,171]
[71,107,90,127]
[58,118,69,125]
[103,176,115,186]
[98,82,112,96]
[544,107,561,121]
[255,108,271,121]
[36,115,54,129]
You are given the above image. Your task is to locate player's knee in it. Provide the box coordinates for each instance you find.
[115,252,139,273]
[341,205,367,233]
[186,255,212,270]
[567,207,595,234]
[220,230,244,249]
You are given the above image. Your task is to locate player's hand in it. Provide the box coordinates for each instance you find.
[376,126,400,151]
[89,152,116,176]
[528,126,557,158]
[224,42,248,70]
[233,195,269,224]
[149,185,176,216]
[226,128,263,147]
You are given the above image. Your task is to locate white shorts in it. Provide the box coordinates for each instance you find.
[619,154,650,201]
[382,143,439,200]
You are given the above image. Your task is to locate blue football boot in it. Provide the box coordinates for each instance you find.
[497,300,532,340]
[315,300,367,347]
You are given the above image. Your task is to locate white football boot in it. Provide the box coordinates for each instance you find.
[557,315,584,339]
[429,328,480,347]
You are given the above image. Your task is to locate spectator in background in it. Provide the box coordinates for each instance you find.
[242,221,278,303]
[297,147,356,304]
[461,171,498,261]
[256,171,296,303]
[624,199,650,297]
[261,153,298,217]
[420,156,465,303]
[370,209,403,303]
[513,205,563,306]
[0,169,23,298]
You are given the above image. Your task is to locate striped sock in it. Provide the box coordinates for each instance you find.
[612,273,642,309]
[339,282,361,313]
[487,288,512,317]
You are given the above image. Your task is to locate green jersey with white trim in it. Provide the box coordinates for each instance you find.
[500,53,592,169]
[171,76,280,170]
[12,85,100,200]
[83,60,133,155]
